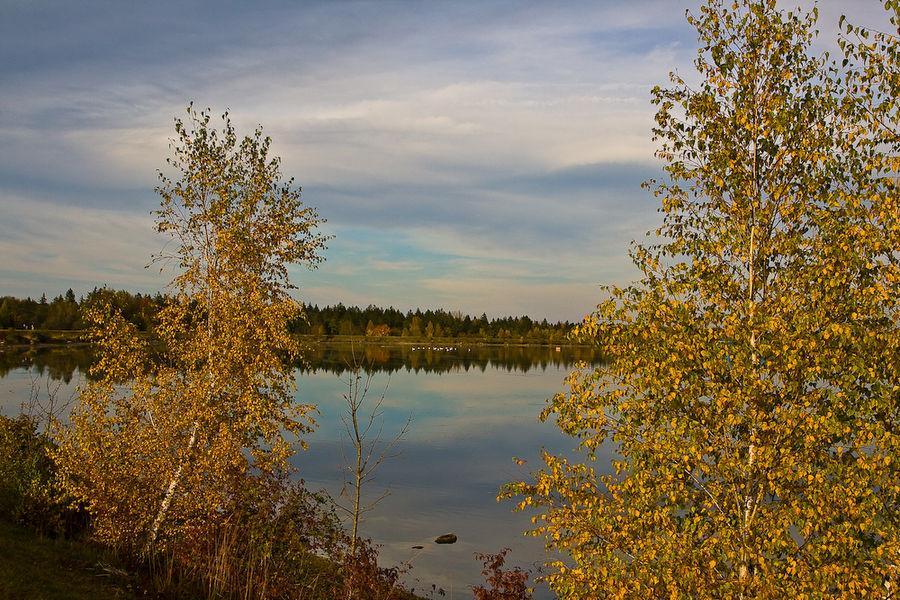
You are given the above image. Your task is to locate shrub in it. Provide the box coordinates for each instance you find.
[0,414,85,536]
[145,464,412,600]
[472,548,532,600]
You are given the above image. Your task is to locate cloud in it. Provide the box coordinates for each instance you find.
[3,0,890,319]
[0,193,166,297]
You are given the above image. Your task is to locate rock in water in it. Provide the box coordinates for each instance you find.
[434,533,457,544]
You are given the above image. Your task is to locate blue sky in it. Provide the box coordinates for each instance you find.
[0,1,890,321]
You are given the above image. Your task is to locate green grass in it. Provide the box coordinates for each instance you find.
[0,518,142,600]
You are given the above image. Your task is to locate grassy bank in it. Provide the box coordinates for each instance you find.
[0,518,141,599]
[0,516,437,600]
[0,411,427,600]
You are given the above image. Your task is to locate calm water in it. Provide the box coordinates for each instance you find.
[0,342,606,599]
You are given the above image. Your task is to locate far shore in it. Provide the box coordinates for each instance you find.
[0,328,594,349]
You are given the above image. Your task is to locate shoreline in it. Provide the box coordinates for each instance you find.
[1,329,595,350]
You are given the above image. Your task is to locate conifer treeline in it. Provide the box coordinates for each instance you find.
[0,288,163,331]
[296,303,574,342]
[0,289,577,343]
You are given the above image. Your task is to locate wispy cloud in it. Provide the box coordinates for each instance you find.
[0,193,166,295]
[1,0,892,319]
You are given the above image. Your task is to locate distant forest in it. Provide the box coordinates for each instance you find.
[0,288,580,344]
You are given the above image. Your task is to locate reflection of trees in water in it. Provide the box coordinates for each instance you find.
[1,342,602,381]
[296,342,603,375]
[0,346,93,383]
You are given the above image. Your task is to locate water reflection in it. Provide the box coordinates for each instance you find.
[0,342,605,598]
[300,341,601,376]
[293,365,598,599]
[0,340,600,381]
[0,345,92,383]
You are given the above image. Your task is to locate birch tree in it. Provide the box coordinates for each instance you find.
[505,1,900,597]
[57,105,329,555]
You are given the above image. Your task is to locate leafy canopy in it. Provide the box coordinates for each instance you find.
[57,105,330,554]
[505,1,900,597]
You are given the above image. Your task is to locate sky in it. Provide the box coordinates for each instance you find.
[0,1,892,322]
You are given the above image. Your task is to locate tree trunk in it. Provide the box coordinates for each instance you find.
[144,421,198,555]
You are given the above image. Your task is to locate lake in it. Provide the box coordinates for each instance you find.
[0,342,604,599]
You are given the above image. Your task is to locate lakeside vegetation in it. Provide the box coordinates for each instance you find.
[0,289,578,345]
[3,0,900,597]
[0,413,431,600]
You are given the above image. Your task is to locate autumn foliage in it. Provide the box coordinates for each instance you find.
[506,1,900,597]
[55,107,329,562]
[472,548,533,600]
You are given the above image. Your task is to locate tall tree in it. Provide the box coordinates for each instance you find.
[57,105,329,554]
[506,1,900,597]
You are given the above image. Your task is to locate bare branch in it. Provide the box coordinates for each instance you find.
[337,349,412,554]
